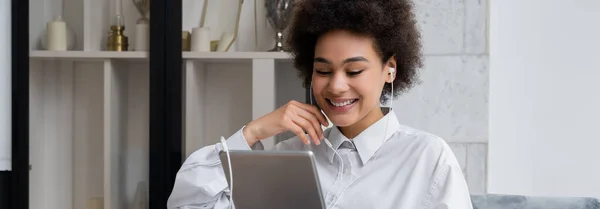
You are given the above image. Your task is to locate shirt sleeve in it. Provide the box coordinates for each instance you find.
[423,145,474,209]
[166,126,258,209]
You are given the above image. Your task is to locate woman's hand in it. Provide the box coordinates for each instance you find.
[243,100,329,146]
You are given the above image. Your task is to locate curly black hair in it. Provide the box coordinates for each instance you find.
[285,0,423,103]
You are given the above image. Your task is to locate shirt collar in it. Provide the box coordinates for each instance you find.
[325,107,400,165]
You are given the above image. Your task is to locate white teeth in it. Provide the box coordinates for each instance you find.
[330,99,357,107]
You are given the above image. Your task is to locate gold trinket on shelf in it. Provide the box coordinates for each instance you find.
[107,25,129,51]
[210,40,219,52]
[182,31,191,51]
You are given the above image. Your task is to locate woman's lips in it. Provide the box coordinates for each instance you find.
[326,98,358,113]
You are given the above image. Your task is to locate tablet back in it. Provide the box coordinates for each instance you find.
[219,150,326,209]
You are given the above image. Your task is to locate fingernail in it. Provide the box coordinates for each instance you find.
[316,141,320,145]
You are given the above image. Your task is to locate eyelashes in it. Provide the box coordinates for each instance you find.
[314,70,330,75]
[315,69,364,76]
[347,70,363,76]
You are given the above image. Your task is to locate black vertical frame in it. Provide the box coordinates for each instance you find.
[0,171,11,208]
[149,0,183,208]
[10,0,30,208]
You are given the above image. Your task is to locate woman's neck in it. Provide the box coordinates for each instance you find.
[338,107,385,139]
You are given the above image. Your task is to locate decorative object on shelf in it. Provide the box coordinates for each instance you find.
[197,0,244,52]
[182,31,191,51]
[132,0,150,51]
[210,40,219,52]
[107,25,129,51]
[45,16,68,51]
[107,0,129,51]
[217,32,235,52]
[191,27,211,52]
[87,197,103,209]
[43,0,75,50]
[41,19,76,50]
[265,0,295,52]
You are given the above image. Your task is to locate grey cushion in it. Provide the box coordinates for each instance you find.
[471,194,600,209]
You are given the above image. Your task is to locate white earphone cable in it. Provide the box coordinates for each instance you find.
[326,67,395,209]
[220,136,234,209]
[370,67,394,164]
[309,83,345,208]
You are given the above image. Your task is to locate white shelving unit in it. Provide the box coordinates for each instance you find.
[179,0,307,157]
[29,0,151,208]
[29,0,307,208]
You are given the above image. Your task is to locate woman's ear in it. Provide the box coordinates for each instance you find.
[385,56,397,83]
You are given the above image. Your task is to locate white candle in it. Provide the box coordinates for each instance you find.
[191,27,211,52]
[46,20,67,51]
[135,23,149,51]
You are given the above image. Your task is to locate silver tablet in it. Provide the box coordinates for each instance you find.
[219,150,326,209]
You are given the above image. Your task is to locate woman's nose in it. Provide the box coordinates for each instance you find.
[327,74,349,94]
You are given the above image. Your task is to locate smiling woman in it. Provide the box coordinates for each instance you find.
[167,0,472,209]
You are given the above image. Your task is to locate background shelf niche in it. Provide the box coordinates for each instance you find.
[30,0,148,52]
[29,57,149,209]
[183,58,306,157]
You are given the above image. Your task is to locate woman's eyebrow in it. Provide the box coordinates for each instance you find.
[314,57,331,64]
[314,56,369,64]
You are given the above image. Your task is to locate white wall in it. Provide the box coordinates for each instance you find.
[392,0,489,194]
[0,0,11,171]
[488,0,600,198]
[393,0,489,144]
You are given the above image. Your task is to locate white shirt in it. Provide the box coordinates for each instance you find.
[167,109,473,209]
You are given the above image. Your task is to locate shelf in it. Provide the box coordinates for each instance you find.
[30,50,149,61]
[183,51,291,63]
[29,51,292,62]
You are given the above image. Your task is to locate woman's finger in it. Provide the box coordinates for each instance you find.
[292,101,329,126]
[291,105,324,140]
[292,116,321,145]
[284,119,311,145]
[281,106,310,144]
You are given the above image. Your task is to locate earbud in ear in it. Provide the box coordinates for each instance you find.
[389,67,395,80]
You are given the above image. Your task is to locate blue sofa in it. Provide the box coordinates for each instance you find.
[471,194,600,209]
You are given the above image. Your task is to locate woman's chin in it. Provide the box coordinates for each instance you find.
[322,99,359,123]
[326,114,358,128]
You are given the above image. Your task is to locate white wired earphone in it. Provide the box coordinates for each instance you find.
[313,66,395,209]
[220,136,234,209]
[309,83,345,209]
